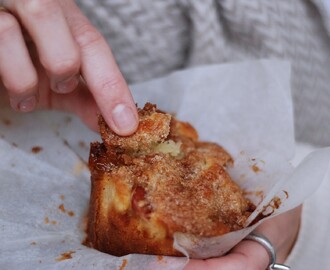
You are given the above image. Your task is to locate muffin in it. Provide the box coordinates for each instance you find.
[87,103,254,256]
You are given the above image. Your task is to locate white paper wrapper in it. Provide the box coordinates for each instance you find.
[1,59,329,269]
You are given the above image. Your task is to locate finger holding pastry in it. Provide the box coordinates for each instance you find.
[0,0,138,135]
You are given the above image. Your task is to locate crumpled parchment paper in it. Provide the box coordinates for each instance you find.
[1,59,329,270]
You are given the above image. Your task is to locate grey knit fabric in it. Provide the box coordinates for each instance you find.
[76,0,330,146]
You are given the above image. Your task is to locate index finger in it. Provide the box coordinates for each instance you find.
[62,1,138,136]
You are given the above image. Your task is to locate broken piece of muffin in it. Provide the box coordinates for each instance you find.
[87,103,254,257]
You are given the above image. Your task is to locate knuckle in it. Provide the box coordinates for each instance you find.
[74,23,104,49]
[19,0,60,19]
[98,75,125,94]
[44,56,80,77]
[4,77,37,96]
[0,13,19,37]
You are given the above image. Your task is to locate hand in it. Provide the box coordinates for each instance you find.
[185,205,302,270]
[0,0,138,135]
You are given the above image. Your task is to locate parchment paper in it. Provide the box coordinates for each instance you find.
[1,59,329,270]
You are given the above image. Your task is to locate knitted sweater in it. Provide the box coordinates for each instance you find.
[77,0,330,147]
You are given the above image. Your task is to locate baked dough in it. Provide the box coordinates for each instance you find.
[87,103,254,256]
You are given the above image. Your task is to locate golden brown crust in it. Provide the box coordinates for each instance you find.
[99,103,172,153]
[87,103,253,257]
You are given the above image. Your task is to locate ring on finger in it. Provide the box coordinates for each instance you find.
[244,233,291,270]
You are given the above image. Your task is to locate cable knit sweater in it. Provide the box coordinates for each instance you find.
[77,0,330,147]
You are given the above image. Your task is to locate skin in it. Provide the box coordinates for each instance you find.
[0,1,302,269]
[0,0,138,135]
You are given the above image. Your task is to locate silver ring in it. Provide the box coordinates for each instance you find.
[244,233,291,270]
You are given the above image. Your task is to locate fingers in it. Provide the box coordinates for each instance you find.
[0,10,38,112]
[1,0,138,135]
[253,205,302,263]
[61,1,138,136]
[12,0,80,93]
[229,239,270,270]
[45,80,100,131]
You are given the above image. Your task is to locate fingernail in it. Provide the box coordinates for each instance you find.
[112,104,138,134]
[55,75,79,93]
[17,96,37,112]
